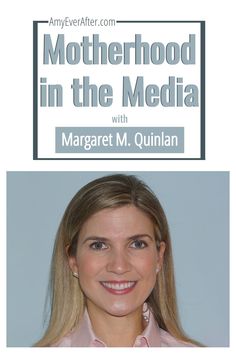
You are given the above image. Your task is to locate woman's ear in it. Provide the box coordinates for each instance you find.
[68,255,79,274]
[156,241,166,271]
[66,245,79,274]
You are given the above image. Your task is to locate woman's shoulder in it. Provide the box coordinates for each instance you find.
[159,328,197,347]
[50,332,73,347]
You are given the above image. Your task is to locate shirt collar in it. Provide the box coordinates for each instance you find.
[70,305,161,347]
[134,307,161,347]
[70,309,106,347]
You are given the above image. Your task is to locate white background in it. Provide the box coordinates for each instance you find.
[1,0,235,353]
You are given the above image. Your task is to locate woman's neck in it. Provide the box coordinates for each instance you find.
[87,302,144,347]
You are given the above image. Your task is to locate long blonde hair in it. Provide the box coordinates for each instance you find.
[35,174,199,346]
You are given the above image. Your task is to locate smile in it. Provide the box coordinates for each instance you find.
[100,281,137,295]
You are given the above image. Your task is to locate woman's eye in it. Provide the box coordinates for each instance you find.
[130,239,147,249]
[90,241,107,250]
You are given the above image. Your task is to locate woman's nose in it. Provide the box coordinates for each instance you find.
[106,248,132,274]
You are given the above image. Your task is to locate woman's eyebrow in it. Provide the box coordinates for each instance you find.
[127,234,154,241]
[82,234,154,244]
[82,236,108,244]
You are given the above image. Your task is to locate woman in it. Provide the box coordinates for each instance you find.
[35,174,199,347]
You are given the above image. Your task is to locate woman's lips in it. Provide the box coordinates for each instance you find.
[100,281,137,295]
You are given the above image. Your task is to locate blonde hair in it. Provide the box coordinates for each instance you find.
[35,174,199,346]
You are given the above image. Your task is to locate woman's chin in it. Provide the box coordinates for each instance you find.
[103,301,141,318]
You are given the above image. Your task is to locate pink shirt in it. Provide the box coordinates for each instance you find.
[53,308,195,347]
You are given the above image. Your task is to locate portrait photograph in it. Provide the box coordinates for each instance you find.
[7,171,229,347]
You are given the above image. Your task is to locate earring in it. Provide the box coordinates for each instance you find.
[156,267,160,273]
[72,272,79,278]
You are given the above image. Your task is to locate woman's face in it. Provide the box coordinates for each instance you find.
[68,205,165,319]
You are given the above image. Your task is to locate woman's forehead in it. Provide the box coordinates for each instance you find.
[78,205,155,240]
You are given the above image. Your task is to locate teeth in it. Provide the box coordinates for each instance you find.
[102,281,135,290]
